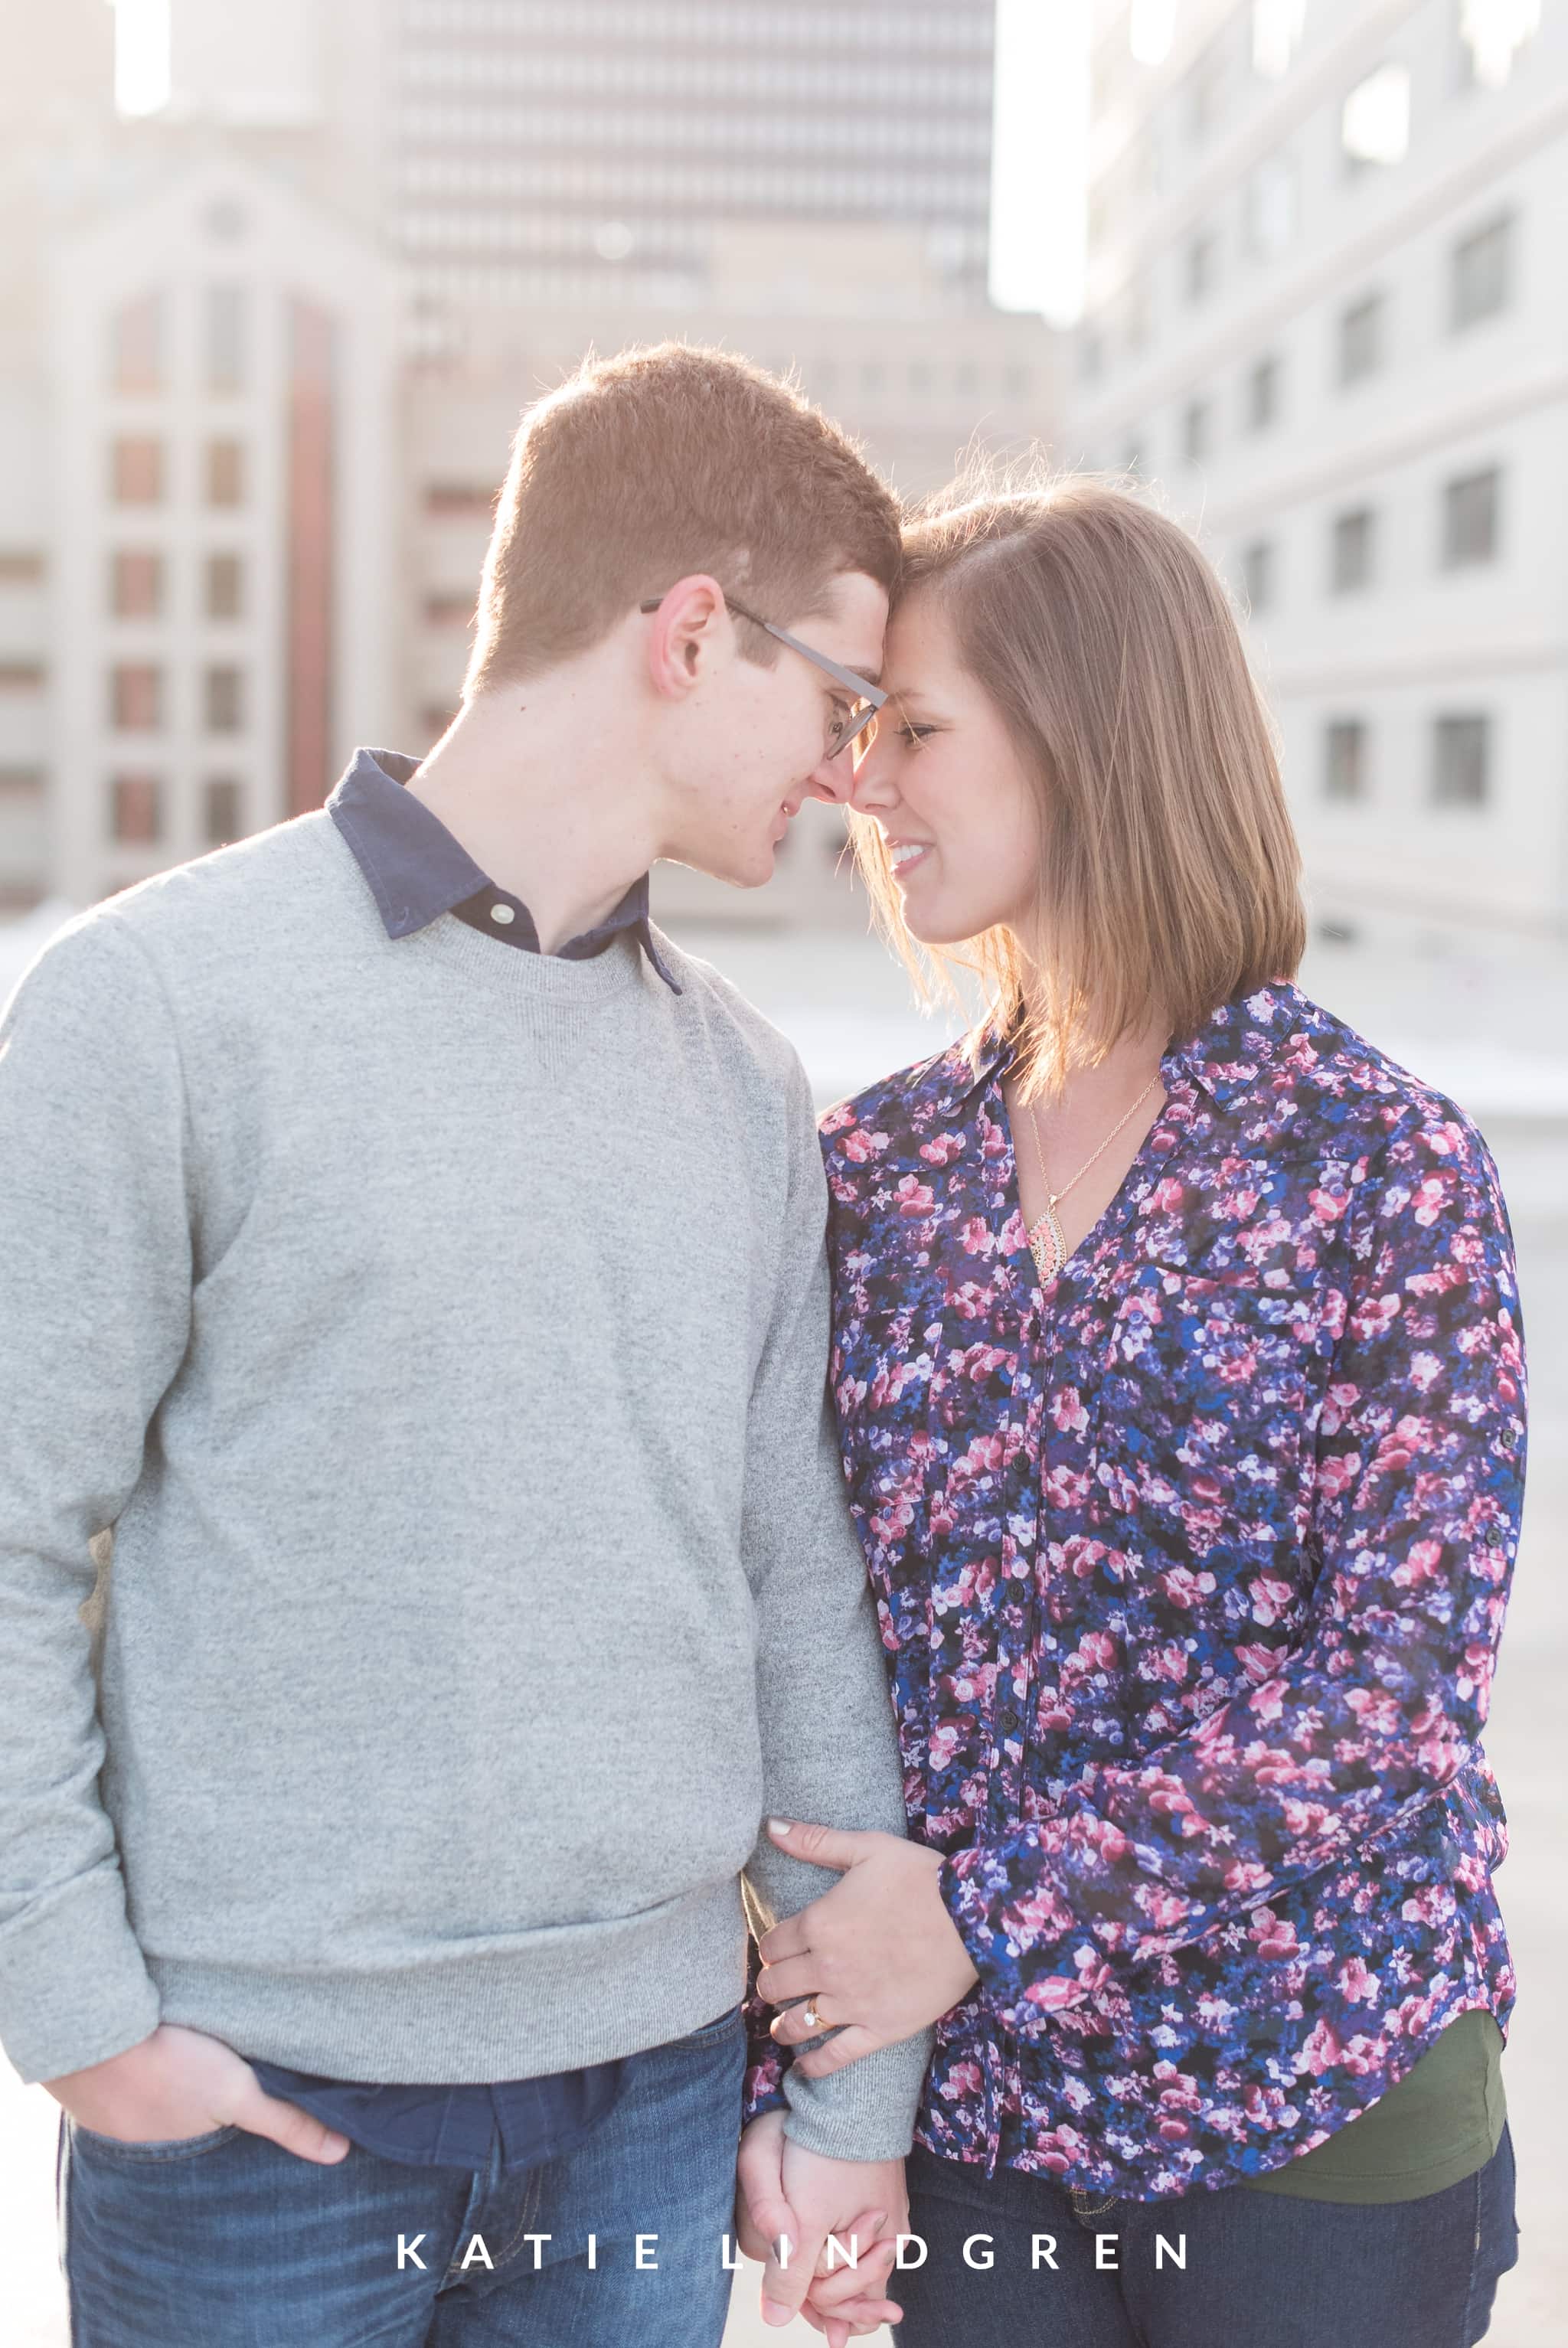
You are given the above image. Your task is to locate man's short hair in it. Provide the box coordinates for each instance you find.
[466,341,902,693]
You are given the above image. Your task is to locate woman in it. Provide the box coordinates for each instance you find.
[751,480,1524,2346]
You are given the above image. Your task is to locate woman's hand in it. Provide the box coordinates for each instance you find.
[735,2111,906,2341]
[757,1821,979,2078]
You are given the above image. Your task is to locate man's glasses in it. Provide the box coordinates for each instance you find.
[639,591,888,761]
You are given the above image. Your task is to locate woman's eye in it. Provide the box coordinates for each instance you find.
[899,723,936,746]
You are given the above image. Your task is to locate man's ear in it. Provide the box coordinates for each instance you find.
[642,574,731,698]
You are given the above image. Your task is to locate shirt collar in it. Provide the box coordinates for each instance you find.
[956,980,1321,1112]
[325,746,681,993]
[1161,981,1328,1108]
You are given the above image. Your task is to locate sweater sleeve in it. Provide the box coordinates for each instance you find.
[0,915,194,2082]
[939,1116,1526,2033]
[738,1055,933,2161]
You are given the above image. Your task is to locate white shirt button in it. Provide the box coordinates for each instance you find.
[488,903,516,926]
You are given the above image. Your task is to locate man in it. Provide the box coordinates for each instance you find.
[0,345,922,2344]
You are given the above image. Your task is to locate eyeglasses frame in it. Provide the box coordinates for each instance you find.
[638,589,889,759]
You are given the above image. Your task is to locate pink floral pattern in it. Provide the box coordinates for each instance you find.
[814,983,1524,2198]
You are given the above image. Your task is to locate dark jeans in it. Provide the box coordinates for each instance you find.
[893,2124,1519,2348]
[57,2005,744,2347]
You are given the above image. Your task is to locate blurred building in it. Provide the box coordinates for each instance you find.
[1070,0,1567,947]
[0,8,397,910]
[0,0,117,910]
[46,161,396,908]
[379,0,998,312]
[0,0,1057,920]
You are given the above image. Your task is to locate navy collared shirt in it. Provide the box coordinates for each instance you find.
[243,744,677,2171]
[245,2052,630,2173]
[326,744,681,993]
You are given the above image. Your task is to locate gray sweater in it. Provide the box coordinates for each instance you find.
[0,811,929,2160]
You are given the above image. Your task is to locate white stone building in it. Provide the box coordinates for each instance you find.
[42,157,396,908]
[1070,0,1566,946]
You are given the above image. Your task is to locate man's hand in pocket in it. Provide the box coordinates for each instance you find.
[44,2021,351,2162]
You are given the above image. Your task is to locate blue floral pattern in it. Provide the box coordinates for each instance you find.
[812,983,1524,2198]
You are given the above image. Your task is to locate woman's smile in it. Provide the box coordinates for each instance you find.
[887,838,934,881]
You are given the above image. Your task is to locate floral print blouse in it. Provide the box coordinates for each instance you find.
[811,982,1524,2200]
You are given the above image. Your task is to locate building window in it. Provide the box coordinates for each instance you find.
[424,482,497,518]
[111,436,165,505]
[1184,35,1229,140]
[1442,468,1501,566]
[204,197,249,241]
[0,548,44,583]
[1242,539,1276,613]
[108,294,165,395]
[1253,0,1308,79]
[109,773,163,844]
[110,664,162,730]
[1338,292,1385,385]
[1330,508,1377,593]
[1342,62,1412,168]
[1460,0,1541,88]
[109,550,164,618]
[0,762,45,908]
[205,439,246,507]
[1246,354,1282,430]
[1324,718,1368,802]
[1185,230,1217,303]
[204,665,244,732]
[1245,155,1298,257]
[424,592,473,627]
[1432,713,1491,805]
[1181,397,1212,465]
[205,552,244,619]
[204,286,248,394]
[0,764,44,797]
[203,776,243,846]
[1452,214,1513,329]
[1129,0,1178,66]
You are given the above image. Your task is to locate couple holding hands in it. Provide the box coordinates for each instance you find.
[0,344,1523,2347]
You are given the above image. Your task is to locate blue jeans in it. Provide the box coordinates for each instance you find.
[893,2124,1519,2348]
[58,2005,745,2347]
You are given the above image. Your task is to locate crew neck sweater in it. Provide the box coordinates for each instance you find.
[0,806,929,2162]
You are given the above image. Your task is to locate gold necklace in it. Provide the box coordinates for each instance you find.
[1023,1073,1161,1286]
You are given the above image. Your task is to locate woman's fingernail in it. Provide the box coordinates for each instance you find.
[763,2301,793,2327]
[768,1819,793,1836]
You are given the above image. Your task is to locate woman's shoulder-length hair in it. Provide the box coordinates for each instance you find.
[849,468,1308,1100]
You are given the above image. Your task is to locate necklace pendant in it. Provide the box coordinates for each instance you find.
[1027,1195,1067,1287]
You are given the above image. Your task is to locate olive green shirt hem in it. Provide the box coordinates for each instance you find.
[1239,2008,1505,2205]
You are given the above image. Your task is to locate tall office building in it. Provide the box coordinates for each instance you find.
[1070,0,1567,946]
[384,0,998,312]
[165,0,999,314]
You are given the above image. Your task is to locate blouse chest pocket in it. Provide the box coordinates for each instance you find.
[1089,1261,1320,1552]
